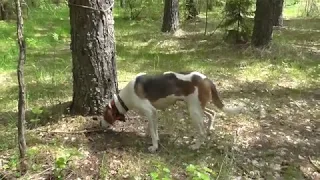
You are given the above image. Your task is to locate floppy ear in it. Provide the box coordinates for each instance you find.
[103,105,115,125]
[118,114,126,122]
[107,102,112,108]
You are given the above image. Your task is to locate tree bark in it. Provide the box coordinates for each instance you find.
[68,0,118,116]
[273,0,284,26]
[15,0,27,174]
[161,0,179,32]
[251,0,274,47]
[186,0,198,20]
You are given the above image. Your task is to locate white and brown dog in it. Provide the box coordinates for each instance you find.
[101,71,244,152]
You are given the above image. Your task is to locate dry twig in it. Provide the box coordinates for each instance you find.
[35,128,107,134]
[23,167,53,179]
[308,156,320,172]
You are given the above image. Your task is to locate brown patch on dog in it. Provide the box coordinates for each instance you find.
[208,80,224,109]
[134,83,146,99]
[132,72,225,110]
[103,105,115,125]
[103,101,126,125]
[197,79,212,109]
[134,73,197,102]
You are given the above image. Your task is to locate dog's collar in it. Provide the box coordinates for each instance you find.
[116,94,129,112]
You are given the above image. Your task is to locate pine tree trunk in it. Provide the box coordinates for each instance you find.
[161,0,179,32]
[15,0,27,174]
[186,0,198,20]
[120,0,125,8]
[251,0,274,47]
[0,2,9,20]
[273,0,284,26]
[68,0,118,116]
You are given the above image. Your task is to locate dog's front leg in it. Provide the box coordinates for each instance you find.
[145,109,159,153]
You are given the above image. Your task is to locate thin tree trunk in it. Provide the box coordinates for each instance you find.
[204,0,208,35]
[15,0,27,174]
[207,0,213,11]
[273,0,284,26]
[161,0,179,32]
[68,0,118,115]
[251,0,274,47]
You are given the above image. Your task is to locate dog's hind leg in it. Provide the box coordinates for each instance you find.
[186,95,206,150]
[204,108,216,132]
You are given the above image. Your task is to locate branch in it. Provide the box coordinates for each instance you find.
[308,156,320,173]
[35,128,107,134]
[210,16,227,36]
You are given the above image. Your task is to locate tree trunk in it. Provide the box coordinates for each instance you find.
[273,0,284,26]
[0,2,9,20]
[161,0,179,32]
[207,0,213,11]
[68,0,118,116]
[120,0,125,8]
[186,0,198,20]
[251,0,274,47]
[15,0,27,174]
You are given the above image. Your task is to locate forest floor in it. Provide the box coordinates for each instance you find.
[0,3,320,180]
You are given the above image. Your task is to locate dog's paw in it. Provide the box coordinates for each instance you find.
[148,146,158,153]
[208,126,215,131]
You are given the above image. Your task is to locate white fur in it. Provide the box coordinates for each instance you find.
[164,71,207,81]
[101,71,242,153]
[136,72,146,77]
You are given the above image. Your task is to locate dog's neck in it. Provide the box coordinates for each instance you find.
[113,93,128,114]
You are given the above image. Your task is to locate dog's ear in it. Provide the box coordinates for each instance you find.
[103,104,115,125]
[118,114,126,122]
[113,93,117,100]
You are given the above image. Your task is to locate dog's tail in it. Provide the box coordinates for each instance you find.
[209,79,243,115]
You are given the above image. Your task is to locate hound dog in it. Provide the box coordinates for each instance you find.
[101,71,244,153]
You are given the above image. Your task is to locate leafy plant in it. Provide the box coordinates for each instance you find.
[220,0,253,44]
[126,0,147,20]
[185,164,217,180]
[30,107,43,126]
[54,154,71,179]
[149,163,172,180]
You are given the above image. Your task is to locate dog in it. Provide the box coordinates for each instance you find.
[100,71,244,152]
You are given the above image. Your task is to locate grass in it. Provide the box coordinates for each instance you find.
[0,1,320,179]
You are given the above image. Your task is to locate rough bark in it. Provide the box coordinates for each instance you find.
[273,0,284,26]
[68,0,118,115]
[15,0,27,174]
[186,0,198,20]
[161,0,179,32]
[251,0,274,47]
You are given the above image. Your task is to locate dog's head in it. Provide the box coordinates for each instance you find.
[101,96,126,128]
